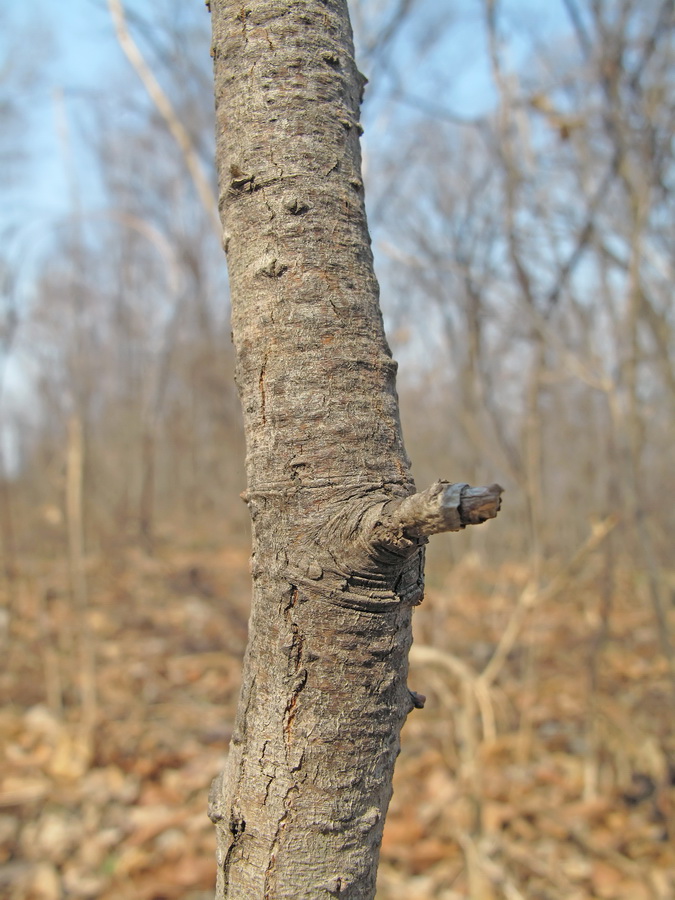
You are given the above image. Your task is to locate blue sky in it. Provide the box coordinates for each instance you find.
[4,0,162,220]
[2,0,572,225]
[0,0,574,470]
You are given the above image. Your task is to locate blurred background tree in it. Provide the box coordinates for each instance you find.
[2,0,673,575]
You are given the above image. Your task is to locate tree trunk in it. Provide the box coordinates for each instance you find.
[208,2,502,897]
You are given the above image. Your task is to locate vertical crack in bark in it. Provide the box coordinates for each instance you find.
[283,620,308,744]
[260,739,275,805]
[215,673,258,892]
[283,666,308,741]
[281,589,308,751]
[237,5,250,43]
[287,622,304,673]
[263,787,296,900]
[220,810,247,895]
[231,671,257,747]
[259,354,267,425]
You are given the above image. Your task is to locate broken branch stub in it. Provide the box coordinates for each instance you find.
[373,481,503,549]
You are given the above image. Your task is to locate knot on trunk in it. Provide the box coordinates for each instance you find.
[287,480,502,613]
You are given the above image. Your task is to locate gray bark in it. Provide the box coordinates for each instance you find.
[208,1,502,897]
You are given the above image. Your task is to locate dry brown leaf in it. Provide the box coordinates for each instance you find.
[591,860,625,897]
[0,776,51,808]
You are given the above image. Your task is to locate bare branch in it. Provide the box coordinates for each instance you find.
[373,480,503,547]
[107,0,220,234]
[561,0,592,60]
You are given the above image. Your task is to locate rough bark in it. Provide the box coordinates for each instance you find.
[208,2,502,897]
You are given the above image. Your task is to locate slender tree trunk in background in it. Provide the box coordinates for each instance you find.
[0,467,18,648]
[139,427,156,552]
[208,2,502,897]
[65,414,97,757]
[0,467,17,593]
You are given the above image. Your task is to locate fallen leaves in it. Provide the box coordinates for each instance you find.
[380,553,675,899]
[1,543,244,900]
[1,537,674,899]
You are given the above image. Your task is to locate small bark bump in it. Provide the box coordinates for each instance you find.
[339,117,363,134]
[229,814,246,837]
[357,807,381,833]
[285,197,310,215]
[257,257,288,278]
[229,164,255,193]
[307,562,323,579]
[357,70,368,104]
[322,50,341,68]
[409,689,427,710]
[322,876,346,895]
[208,772,225,823]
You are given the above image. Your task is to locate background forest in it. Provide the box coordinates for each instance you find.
[1,1,674,898]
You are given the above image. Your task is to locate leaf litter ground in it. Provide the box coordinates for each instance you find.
[1,537,673,899]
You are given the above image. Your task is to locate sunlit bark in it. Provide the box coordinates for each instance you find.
[208,1,501,896]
